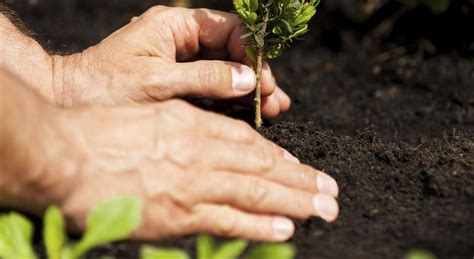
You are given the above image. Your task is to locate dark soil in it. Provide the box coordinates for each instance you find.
[3,0,473,258]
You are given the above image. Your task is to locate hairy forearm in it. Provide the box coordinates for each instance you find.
[0,69,75,214]
[0,12,54,101]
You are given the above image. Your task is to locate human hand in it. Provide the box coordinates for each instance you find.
[53,6,290,118]
[45,100,339,242]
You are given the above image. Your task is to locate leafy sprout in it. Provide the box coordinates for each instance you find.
[142,233,296,259]
[0,198,296,259]
[0,196,143,259]
[233,0,320,128]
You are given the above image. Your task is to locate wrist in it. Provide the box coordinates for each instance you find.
[51,50,100,107]
[0,71,80,214]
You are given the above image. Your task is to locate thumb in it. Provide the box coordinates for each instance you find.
[168,60,256,99]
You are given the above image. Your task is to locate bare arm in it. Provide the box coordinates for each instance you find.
[0,9,55,101]
[0,69,75,214]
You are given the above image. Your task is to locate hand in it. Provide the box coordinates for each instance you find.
[53,6,290,118]
[46,100,339,242]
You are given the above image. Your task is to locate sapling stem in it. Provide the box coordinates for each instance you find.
[254,48,263,128]
[233,0,320,128]
[254,10,269,129]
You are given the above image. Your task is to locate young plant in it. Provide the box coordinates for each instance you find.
[233,0,320,128]
[141,233,296,259]
[0,196,143,259]
[1,198,296,259]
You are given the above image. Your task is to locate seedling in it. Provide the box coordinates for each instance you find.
[0,197,143,259]
[233,0,320,128]
[141,233,296,259]
[0,198,296,259]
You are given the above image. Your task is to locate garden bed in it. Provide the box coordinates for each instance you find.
[6,0,473,258]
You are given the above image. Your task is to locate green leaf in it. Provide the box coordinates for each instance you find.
[140,246,190,259]
[249,0,259,12]
[243,0,250,8]
[233,0,244,10]
[272,25,284,35]
[278,19,294,33]
[246,243,296,259]
[197,234,215,259]
[212,240,248,259]
[0,212,36,259]
[405,249,437,259]
[267,45,283,59]
[72,197,144,257]
[253,34,264,46]
[44,206,66,259]
[245,46,258,64]
[293,5,316,25]
[290,24,309,38]
[248,12,258,24]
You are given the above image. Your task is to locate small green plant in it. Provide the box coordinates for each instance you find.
[233,0,320,128]
[141,233,296,259]
[0,198,296,259]
[0,197,143,259]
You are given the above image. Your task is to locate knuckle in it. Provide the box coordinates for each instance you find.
[256,149,276,171]
[234,120,257,143]
[298,166,315,190]
[296,194,311,219]
[197,62,223,91]
[245,178,268,207]
[146,5,168,16]
[215,206,238,236]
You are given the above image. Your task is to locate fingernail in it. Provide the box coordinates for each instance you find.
[272,217,294,241]
[231,65,256,92]
[313,194,339,222]
[283,150,300,164]
[316,173,339,197]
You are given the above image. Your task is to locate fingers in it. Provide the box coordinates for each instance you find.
[260,63,277,97]
[195,172,339,222]
[157,100,290,159]
[158,60,256,99]
[263,160,339,197]
[192,8,246,62]
[193,204,295,242]
[261,87,291,118]
[139,7,245,62]
[262,93,281,119]
[275,87,291,113]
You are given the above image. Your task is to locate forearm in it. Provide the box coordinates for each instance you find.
[0,11,54,101]
[0,69,75,214]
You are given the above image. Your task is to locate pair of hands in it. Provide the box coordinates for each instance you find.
[0,6,339,242]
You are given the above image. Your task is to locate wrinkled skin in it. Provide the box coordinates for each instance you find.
[0,6,340,242]
[59,99,339,241]
[5,6,289,118]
